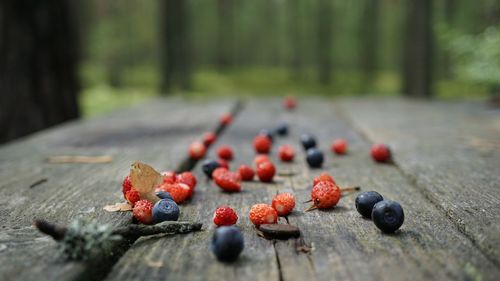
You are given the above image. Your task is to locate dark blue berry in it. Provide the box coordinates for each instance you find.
[259,129,274,142]
[300,134,317,150]
[275,122,288,136]
[355,191,384,218]
[211,226,244,262]
[306,148,323,168]
[152,199,180,223]
[371,200,404,233]
[155,191,174,201]
[202,159,221,178]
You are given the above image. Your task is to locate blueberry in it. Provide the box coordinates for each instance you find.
[306,148,323,168]
[300,134,317,150]
[152,199,180,223]
[202,159,221,178]
[211,226,244,262]
[355,191,384,218]
[275,122,288,136]
[155,191,174,201]
[371,200,404,233]
[259,129,274,142]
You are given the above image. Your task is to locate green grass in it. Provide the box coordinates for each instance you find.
[79,65,490,118]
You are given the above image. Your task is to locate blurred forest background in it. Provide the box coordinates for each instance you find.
[1,0,500,143]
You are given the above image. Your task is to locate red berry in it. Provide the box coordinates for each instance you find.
[133,200,153,224]
[162,171,177,184]
[254,154,270,166]
[220,113,233,125]
[249,204,278,226]
[238,164,255,181]
[283,96,297,110]
[278,144,295,162]
[256,161,276,182]
[213,205,238,226]
[253,135,272,154]
[217,145,233,160]
[311,181,341,209]
[312,172,336,186]
[213,168,241,192]
[122,175,133,198]
[125,188,140,206]
[331,139,348,155]
[156,182,191,203]
[188,141,207,160]
[371,144,391,163]
[272,192,295,216]
[217,158,230,169]
[203,132,217,146]
[177,171,197,198]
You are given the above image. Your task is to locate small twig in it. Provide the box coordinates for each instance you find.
[112,221,203,238]
[30,178,48,188]
[34,219,67,241]
[47,155,113,164]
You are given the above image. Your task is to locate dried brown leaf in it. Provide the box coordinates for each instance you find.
[130,161,162,203]
[103,202,132,212]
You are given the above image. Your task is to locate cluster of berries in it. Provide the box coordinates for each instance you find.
[355,191,404,233]
[249,192,296,226]
[122,171,198,224]
[187,112,233,160]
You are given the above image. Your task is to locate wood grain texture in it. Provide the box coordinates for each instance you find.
[338,98,500,266]
[0,98,235,281]
[231,99,498,281]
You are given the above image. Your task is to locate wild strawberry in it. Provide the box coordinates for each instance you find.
[162,171,177,184]
[125,188,141,206]
[156,182,191,204]
[331,139,348,155]
[220,113,233,125]
[253,135,272,154]
[188,141,206,160]
[278,144,295,162]
[256,161,275,182]
[283,96,297,110]
[217,145,233,160]
[217,158,230,169]
[213,168,241,192]
[272,193,295,216]
[249,204,278,226]
[122,175,132,198]
[213,205,238,226]
[307,181,341,211]
[371,144,392,163]
[203,132,217,146]
[238,164,255,181]
[133,200,153,224]
[254,154,270,166]
[177,171,197,198]
[313,172,336,186]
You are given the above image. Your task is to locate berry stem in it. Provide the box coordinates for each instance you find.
[340,186,361,193]
[304,204,318,212]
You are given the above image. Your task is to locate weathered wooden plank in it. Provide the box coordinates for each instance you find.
[104,102,281,281]
[0,98,235,281]
[228,99,498,281]
[338,98,500,266]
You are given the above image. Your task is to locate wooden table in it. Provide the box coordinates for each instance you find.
[1,97,498,281]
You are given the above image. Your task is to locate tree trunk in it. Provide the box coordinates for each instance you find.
[402,0,433,98]
[316,0,333,85]
[0,0,80,144]
[216,0,233,70]
[160,0,191,94]
[288,0,302,79]
[359,0,379,91]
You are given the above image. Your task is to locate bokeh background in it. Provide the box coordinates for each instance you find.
[1,0,499,143]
